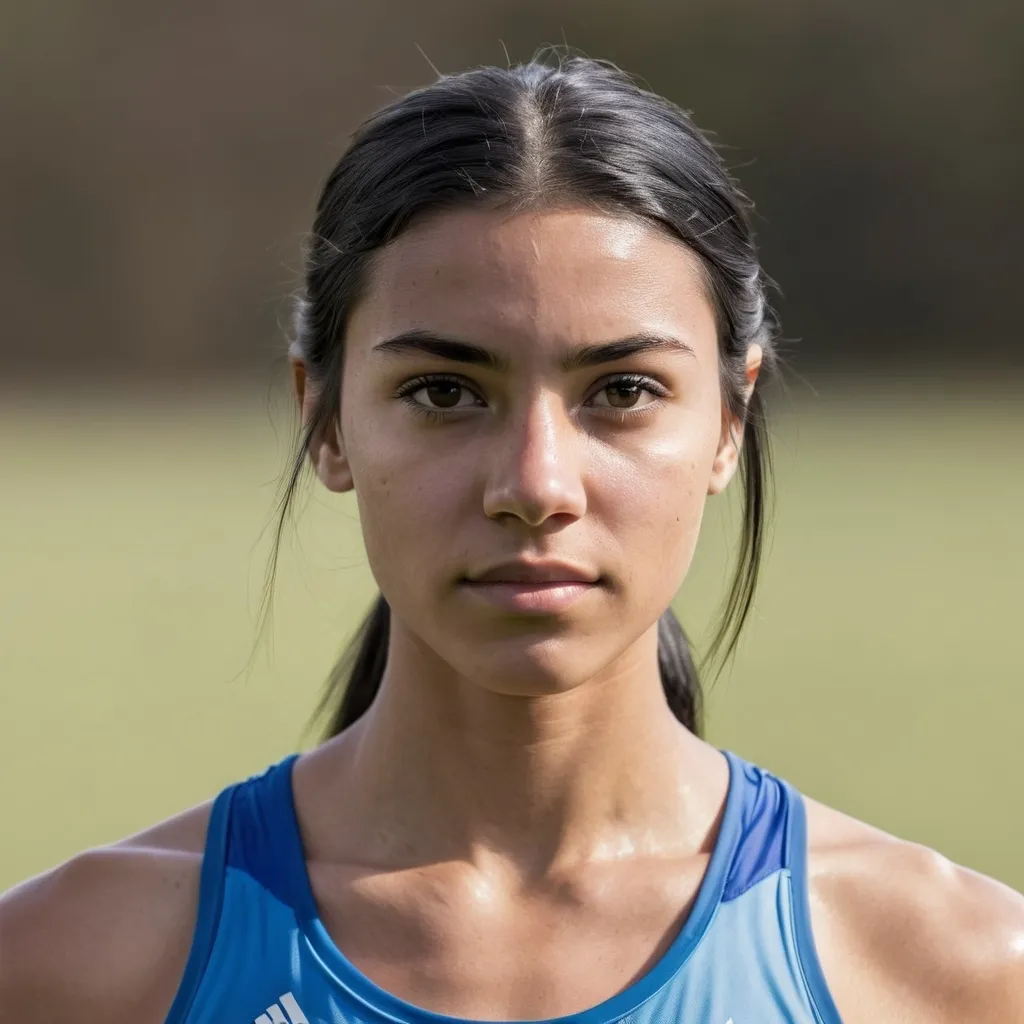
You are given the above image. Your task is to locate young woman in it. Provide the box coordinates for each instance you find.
[2,57,1021,1024]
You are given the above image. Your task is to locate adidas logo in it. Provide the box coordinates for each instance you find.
[253,991,309,1024]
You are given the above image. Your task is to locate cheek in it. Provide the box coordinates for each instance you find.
[596,414,719,593]
[347,425,469,597]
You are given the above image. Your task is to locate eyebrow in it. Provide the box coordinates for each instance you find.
[371,329,695,371]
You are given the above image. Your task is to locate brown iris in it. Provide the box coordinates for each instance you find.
[605,383,643,408]
[426,382,464,408]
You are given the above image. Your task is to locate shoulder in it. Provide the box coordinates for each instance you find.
[804,796,1024,1023]
[0,801,213,1024]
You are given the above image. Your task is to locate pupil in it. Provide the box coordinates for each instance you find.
[607,385,640,408]
[427,383,462,409]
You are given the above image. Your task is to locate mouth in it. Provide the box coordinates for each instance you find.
[459,580,602,614]
[459,560,604,614]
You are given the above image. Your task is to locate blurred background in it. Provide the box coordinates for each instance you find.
[1,1,1021,893]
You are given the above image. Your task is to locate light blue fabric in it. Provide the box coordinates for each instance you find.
[167,752,843,1024]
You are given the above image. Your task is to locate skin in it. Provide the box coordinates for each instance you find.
[1,207,1022,1023]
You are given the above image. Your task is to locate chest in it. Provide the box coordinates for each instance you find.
[307,856,707,1020]
[190,851,954,1024]
[193,859,829,1024]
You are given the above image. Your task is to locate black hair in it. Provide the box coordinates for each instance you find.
[270,55,778,739]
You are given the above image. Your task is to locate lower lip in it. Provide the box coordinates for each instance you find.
[460,581,601,614]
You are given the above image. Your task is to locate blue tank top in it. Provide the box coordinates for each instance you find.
[165,751,843,1024]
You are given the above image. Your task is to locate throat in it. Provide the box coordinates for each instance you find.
[331,694,720,875]
[318,641,727,871]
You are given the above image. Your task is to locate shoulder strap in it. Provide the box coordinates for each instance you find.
[783,784,844,1024]
[223,754,315,919]
[720,752,791,902]
[163,782,237,1024]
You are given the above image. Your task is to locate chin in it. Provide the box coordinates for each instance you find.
[448,631,621,698]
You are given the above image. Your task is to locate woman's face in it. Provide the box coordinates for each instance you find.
[309,207,756,697]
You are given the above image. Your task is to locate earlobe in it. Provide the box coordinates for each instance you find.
[707,427,740,496]
[290,355,354,494]
[311,417,355,494]
[708,344,763,496]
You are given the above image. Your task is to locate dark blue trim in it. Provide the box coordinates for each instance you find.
[721,759,787,903]
[784,784,844,1024]
[295,752,745,1024]
[269,753,315,916]
[163,784,236,1024]
[226,754,313,917]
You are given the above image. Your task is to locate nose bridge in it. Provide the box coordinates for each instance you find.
[484,388,586,524]
[517,388,563,471]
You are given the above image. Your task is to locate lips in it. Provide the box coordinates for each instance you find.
[463,560,601,585]
[459,561,603,614]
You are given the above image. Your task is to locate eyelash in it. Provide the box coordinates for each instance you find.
[393,372,670,424]
[394,374,485,424]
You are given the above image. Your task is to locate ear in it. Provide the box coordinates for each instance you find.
[290,355,354,493]
[708,344,763,496]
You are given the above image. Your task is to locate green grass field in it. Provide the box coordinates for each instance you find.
[1,383,1021,893]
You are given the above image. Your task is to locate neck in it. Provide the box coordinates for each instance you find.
[308,620,725,876]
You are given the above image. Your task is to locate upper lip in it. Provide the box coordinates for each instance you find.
[464,560,602,584]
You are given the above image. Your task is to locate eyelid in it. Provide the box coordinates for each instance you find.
[394,372,485,401]
[584,372,670,401]
[394,370,670,421]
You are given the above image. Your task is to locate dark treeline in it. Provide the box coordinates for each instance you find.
[1,0,1020,380]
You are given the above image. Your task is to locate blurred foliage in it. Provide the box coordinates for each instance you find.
[1,0,1021,379]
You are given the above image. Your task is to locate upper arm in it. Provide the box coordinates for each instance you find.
[806,806,1024,1023]
[0,805,211,1024]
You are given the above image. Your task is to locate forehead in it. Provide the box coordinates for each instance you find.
[348,206,717,355]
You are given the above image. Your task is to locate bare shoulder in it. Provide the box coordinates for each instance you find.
[804,796,1024,1023]
[0,801,213,1024]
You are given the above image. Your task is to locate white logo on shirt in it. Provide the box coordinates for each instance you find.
[254,991,309,1024]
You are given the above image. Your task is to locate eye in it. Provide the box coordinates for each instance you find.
[397,375,484,412]
[587,374,665,411]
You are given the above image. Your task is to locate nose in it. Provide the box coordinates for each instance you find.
[482,392,588,527]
